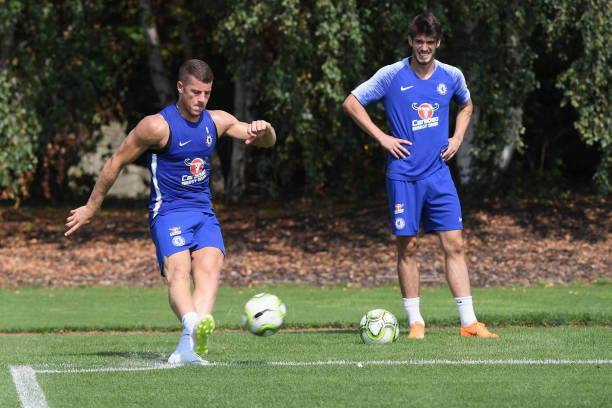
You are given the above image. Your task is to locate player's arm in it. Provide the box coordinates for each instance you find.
[210,110,276,148]
[442,98,473,162]
[64,115,168,236]
[342,94,411,159]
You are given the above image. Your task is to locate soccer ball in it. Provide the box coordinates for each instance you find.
[242,293,287,336]
[359,309,399,344]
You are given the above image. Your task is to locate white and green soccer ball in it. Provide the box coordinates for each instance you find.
[242,293,287,336]
[359,309,399,344]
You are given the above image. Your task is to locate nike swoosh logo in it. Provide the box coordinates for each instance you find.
[254,309,274,319]
[401,85,414,91]
[179,140,192,147]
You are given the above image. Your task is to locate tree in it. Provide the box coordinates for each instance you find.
[139,0,175,107]
[0,70,40,205]
[2,0,609,203]
[436,1,539,186]
[545,0,611,194]
[0,1,149,204]
[215,0,369,197]
[225,80,251,203]
[0,1,40,205]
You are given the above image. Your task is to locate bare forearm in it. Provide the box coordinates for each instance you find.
[86,156,123,211]
[452,102,473,143]
[343,94,386,143]
[343,94,412,159]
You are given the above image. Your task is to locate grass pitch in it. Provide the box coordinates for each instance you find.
[2,282,611,407]
[1,281,610,332]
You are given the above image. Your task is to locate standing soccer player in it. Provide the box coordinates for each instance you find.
[65,59,277,364]
[343,13,497,339]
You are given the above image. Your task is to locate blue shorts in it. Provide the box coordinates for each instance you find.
[386,166,463,236]
[150,211,225,276]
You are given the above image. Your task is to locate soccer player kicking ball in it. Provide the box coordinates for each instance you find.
[65,59,277,364]
[343,13,498,339]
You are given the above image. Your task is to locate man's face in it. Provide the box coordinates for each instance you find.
[177,76,212,117]
[409,34,440,66]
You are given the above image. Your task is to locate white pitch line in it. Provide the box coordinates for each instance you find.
[10,359,611,407]
[36,363,179,374]
[29,359,612,374]
[10,366,49,408]
[202,359,612,367]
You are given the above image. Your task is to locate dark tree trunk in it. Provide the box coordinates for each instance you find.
[139,0,175,107]
[225,81,252,203]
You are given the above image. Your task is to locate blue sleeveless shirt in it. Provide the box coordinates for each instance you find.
[147,105,218,222]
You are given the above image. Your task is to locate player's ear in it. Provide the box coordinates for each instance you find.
[177,81,184,94]
[408,36,413,47]
[436,39,441,48]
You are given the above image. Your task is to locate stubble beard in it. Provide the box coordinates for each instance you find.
[414,50,435,66]
[177,99,202,122]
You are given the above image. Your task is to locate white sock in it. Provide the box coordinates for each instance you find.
[455,296,477,327]
[182,311,200,333]
[175,312,199,353]
[403,297,425,327]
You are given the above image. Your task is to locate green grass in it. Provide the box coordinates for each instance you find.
[1,282,611,407]
[1,328,610,407]
[1,281,610,333]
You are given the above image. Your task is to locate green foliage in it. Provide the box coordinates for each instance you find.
[447,1,538,166]
[214,0,610,197]
[1,0,609,200]
[2,0,143,201]
[0,69,41,201]
[545,0,611,194]
[213,1,559,196]
[216,0,377,196]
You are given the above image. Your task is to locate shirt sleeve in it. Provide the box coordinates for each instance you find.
[450,67,470,106]
[351,60,405,107]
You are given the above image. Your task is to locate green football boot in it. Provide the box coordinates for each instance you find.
[194,315,215,356]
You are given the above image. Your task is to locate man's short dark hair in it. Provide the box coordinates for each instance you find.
[409,12,442,40]
[178,59,214,84]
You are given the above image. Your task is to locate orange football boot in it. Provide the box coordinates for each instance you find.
[460,321,499,338]
[407,322,425,339]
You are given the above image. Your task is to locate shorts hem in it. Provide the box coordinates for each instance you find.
[423,226,463,233]
[392,230,419,236]
[192,245,226,257]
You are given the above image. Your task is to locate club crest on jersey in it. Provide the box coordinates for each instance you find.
[182,157,208,185]
[437,83,447,95]
[205,127,213,147]
[411,102,440,131]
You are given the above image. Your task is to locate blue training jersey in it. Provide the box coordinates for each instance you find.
[147,105,218,222]
[352,57,470,181]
